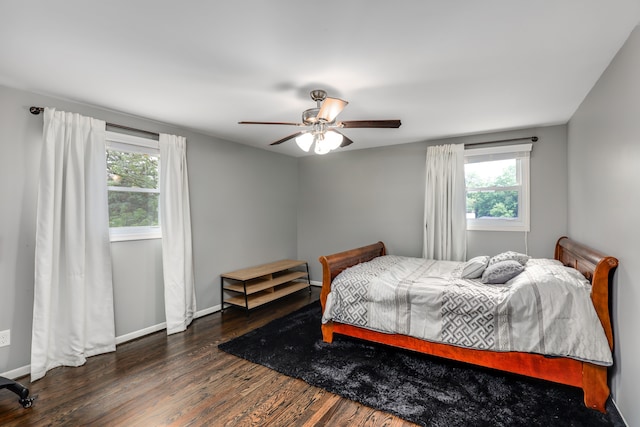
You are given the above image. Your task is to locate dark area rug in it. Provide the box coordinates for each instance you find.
[218,302,625,427]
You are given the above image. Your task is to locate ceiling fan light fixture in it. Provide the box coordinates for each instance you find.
[295,132,314,152]
[239,88,401,153]
[324,130,343,150]
[314,136,331,155]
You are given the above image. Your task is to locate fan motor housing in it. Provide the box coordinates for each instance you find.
[302,108,321,125]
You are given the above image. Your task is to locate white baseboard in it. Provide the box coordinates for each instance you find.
[0,365,31,381]
[115,323,167,345]
[1,296,310,381]
[611,397,629,426]
[115,304,222,345]
[196,304,222,318]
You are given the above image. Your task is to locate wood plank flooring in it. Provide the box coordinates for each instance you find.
[0,287,416,426]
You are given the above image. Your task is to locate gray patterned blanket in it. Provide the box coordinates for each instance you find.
[322,255,612,366]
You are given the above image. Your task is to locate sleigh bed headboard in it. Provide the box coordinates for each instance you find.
[554,236,618,349]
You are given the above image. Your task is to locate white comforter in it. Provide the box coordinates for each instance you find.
[322,255,613,366]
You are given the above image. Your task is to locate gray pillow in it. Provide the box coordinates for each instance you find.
[489,251,530,266]
[481,260,524,284]
[461,255,490,279]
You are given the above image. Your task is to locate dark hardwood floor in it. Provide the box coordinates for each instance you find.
[0,287,415,426]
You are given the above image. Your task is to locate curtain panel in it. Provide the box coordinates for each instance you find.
[422,143,467,261]
[159,134,196,335]
[31,108,115,381]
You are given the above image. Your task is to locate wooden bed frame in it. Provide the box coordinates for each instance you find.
[319,236,618,412]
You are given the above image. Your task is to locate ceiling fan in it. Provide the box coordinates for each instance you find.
[238,89,401,155]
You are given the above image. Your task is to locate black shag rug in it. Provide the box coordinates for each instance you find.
[218,302,625,427]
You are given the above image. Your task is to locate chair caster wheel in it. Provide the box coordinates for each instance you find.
[20,396,35,408]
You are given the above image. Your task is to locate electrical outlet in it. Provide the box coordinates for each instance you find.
[0,330,10,347]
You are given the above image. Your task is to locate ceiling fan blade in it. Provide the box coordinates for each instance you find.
[339,120,401,128]
[335,130,354,148]
[270,131,305,146]
[239,121,304,126]
[317,97,348,122]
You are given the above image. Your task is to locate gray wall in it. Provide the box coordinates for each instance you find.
[567,25,640,426]
[0,84,299,375]
[297,125,568,282]
[5,59,631,420]
[111,239,165,336]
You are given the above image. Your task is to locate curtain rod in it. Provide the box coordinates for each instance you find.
[30,105,537,146]
[464,136,538,147]
[29,106,160,138]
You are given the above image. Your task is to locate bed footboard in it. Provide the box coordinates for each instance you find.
[582,363,609,412]
[319,242,386,344]
[318,241,386,312]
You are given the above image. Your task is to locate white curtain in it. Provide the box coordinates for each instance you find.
[159,134,196,335]
[31,108,115,381]
[422,143,467,261]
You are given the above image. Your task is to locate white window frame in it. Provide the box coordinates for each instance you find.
[106,131,161,242]
[464,143,532,232]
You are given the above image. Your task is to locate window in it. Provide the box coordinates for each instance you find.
[464,143,532,231]
[106,131,161,241]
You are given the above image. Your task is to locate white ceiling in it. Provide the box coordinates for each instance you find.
[1,1,639,157]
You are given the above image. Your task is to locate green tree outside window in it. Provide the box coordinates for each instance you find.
[465,161,518,219]
[106,150,159,227]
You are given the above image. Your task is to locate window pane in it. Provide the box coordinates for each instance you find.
[465,158,519,220]
[465,159,517,188]
[464,144,530,232]
[107,150,158,189]
[466,190,519,219]
[108,191,159,227]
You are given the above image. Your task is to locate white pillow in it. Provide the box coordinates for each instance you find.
[461,255,490,279]
[526,258,563,267]
[481,260,524,284]
[489,251,530,266]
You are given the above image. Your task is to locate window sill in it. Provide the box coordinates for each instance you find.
[467,224,530,232]
[109,228,162,242]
